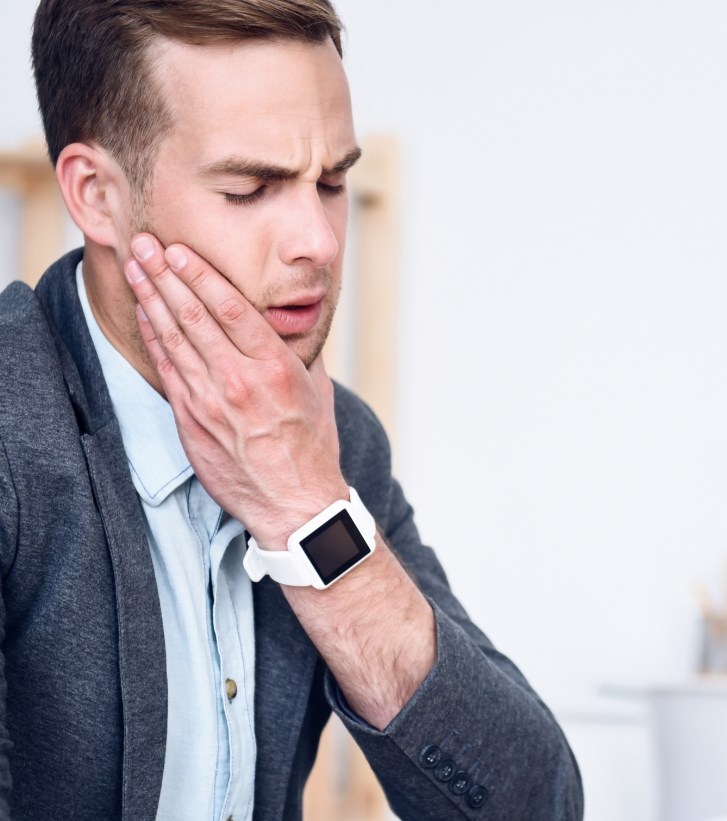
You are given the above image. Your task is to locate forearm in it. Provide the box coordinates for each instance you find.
[330,602,584,821]
[281,535,436,729]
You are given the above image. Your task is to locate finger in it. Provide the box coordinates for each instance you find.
[130,234,238,366]
[160,241,283,361]
[134,303,192,405]
[135,305,221,455]
[124,255,207,380]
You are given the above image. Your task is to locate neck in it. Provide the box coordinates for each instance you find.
[82,241,165,395]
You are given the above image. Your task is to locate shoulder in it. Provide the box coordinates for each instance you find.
[333,380,391,463]
[0,281,65,406]
[0,279,41,330]
[0,279,57,357]
[332,380,394,518]
[0,279,81,476]
[333,380,388,442]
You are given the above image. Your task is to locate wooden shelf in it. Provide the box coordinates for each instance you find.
[0,140,65,286]
[324,134,400,440]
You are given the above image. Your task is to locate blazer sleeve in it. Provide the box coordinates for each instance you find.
[329,389,584,820]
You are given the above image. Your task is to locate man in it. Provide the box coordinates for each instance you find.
[0,1,583,819]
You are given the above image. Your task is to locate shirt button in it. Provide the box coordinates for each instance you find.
[434,758,456,782]
[225,678,238,700]
[419,744,442,768]
[467,784,490,809]
[449,770,470,795]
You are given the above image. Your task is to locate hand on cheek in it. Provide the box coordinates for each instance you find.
[123,232,349,548]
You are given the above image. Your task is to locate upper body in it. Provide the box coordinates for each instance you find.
[0,249,582,820]
[0,0,584,818]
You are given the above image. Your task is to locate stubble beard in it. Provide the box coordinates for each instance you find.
[282,278,341,370]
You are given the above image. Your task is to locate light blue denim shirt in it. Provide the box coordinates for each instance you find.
[77,265,256,821]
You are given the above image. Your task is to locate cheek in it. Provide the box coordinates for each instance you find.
[327,197,350,260]
[146,190,266,275]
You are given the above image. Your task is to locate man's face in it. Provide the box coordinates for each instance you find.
[135,37,358,367]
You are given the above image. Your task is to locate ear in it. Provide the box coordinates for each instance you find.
[55,142,130,249]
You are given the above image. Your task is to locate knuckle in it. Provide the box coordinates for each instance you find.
[159,325,186,352]
[216,297,246,325]
[265,357,293,388]
[199,392,224,424]
[178,298,207,328]
[136,281,162,305]
[147,260,170,282]
[156,354,175,376]
[187,266,209,291]
[222,369,252,406]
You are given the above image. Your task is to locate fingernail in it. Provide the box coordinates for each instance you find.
[131,235,155,261]
[135,303,148,322]
[125,260,147,284]
[165,246,187,271]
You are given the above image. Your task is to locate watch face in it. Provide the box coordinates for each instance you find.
[299,508,372,586]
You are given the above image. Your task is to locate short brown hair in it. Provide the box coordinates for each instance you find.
[32,0,344,192]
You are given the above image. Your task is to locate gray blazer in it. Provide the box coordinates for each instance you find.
[0,250,583,820]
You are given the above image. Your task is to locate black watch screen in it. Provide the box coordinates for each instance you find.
[299,508,373,586]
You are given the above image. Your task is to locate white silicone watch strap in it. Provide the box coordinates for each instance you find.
[242,487,375,587]
[243,540,313,585]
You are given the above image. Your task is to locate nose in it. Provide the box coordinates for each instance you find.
[277,184,340,269]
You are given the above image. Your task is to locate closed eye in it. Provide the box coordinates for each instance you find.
[224,180,346,206]
[318,182,346,197]
[224,187,266,206]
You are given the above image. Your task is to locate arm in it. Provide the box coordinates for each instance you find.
[333,429,582,819]
[124,237,583,819]
[124,237,434,728]
[322,389,582,819]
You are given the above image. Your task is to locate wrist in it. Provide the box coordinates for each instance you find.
[243,485,377,590]
[246,479,350,552]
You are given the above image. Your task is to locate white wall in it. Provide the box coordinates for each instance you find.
[4,3,727,819]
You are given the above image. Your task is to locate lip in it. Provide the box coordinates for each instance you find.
[264,295,325,336]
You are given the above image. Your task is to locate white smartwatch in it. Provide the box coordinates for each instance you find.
[243,487,377,590]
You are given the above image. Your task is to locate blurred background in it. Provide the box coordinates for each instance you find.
[3,2,727,819]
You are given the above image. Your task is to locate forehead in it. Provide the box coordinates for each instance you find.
[153,37,356,170]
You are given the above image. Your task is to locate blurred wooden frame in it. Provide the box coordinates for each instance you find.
[304,134,400,821]
[0,139,65,292]
[323,134,400,440]
[0,135,400,820]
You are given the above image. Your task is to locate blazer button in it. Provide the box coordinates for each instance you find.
[466,784,490,809]
[419,744,442,769]
[434,759,456,782]
[449,770,470,795]
[225,678,238,700]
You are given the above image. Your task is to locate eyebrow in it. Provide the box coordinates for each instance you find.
[197,147,362,181]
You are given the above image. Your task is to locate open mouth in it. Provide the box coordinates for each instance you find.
[264,299,324,335]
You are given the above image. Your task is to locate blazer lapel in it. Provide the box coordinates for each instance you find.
[35,252,167,821]
[82,424,167,821]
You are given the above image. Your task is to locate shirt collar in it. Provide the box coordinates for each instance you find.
[76,263,193,506]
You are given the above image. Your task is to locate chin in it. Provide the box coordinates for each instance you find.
[282,333,327,370]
